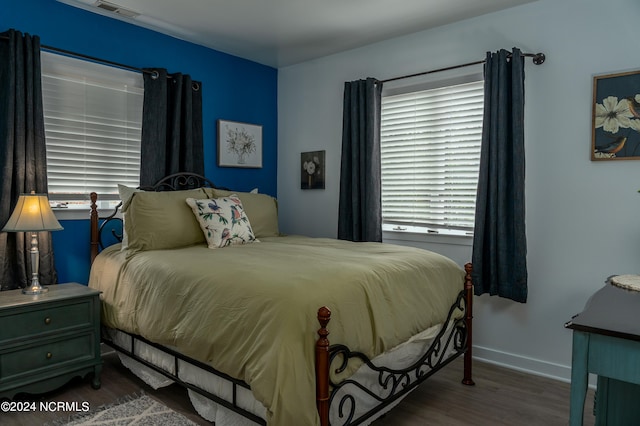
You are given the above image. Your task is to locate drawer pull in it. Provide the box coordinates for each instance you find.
[46,352,53,359]
[44,317,52,325]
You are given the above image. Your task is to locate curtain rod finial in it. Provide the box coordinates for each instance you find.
[533,53,545,65]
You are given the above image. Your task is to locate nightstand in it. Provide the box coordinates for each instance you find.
[0,283,102,399]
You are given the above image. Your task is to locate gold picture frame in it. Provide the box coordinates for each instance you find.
[592,69,640,160]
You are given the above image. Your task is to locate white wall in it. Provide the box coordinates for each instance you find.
[277,0,640,382]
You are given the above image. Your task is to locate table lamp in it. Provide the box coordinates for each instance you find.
[2,192,63,294]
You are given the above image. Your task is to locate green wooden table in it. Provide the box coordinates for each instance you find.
[565,282,640,425]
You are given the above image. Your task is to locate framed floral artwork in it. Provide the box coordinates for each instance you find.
[301,150,325,189]
[217,120,263,168]
[592,69,640,160]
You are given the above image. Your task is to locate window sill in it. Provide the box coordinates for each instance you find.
[52,200,121,221]
[382,225,473,247]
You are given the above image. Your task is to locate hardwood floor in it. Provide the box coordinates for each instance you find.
[373,359,595,426]
[3,347,594,426]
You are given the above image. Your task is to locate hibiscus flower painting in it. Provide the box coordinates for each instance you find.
[592,70,640,160]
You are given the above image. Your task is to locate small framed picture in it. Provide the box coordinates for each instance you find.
[217,120,263,168]
[301,150,325,189]
[592,69,640,160]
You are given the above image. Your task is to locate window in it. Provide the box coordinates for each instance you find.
[380,74,483,236]
[41,51,143,209]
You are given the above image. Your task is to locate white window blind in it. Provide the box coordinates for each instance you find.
[381,78,483,233]
[41,51,143,201]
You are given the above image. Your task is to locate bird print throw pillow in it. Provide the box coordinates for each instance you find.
[186,195,259,248]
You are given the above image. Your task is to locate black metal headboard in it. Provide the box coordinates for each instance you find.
[139,172,223,192]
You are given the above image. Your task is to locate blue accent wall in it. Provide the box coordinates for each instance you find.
[4,0,278,284]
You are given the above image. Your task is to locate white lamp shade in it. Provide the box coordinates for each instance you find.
[2,193,63,232]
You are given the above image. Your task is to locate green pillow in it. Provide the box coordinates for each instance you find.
[125,188,208,252]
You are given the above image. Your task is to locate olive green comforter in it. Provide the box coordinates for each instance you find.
[89,236,464,425]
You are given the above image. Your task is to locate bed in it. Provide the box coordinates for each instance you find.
[88,172,474,426]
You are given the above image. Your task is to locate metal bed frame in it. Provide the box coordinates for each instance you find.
[89,172,475,426]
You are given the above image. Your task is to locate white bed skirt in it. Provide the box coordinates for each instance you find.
[105,320,457,425]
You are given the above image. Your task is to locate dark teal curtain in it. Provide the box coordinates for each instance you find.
[338,78,383,242]
[472,48,528,303]
[140,69,204,187]
[0,29,57,291]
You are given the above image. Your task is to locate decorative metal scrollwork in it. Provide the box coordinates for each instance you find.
[143,172,219,191]
[327,289,468,426]
[98,202,123,249]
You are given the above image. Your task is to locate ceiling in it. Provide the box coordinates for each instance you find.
[58,0,537,68]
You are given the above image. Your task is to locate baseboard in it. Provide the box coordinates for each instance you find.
[473,345,596,387]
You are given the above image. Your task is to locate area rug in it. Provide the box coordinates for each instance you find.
[50,393,198,426]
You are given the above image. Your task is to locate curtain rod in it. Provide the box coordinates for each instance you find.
[0,34,165,79]
[39,44,205,90]
[41,43,162,78]
[380,51,545,84]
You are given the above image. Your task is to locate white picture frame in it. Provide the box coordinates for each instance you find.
[217,119,263,168]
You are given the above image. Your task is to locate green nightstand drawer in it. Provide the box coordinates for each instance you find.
[0,333,95,383]
[0,300,92,344]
